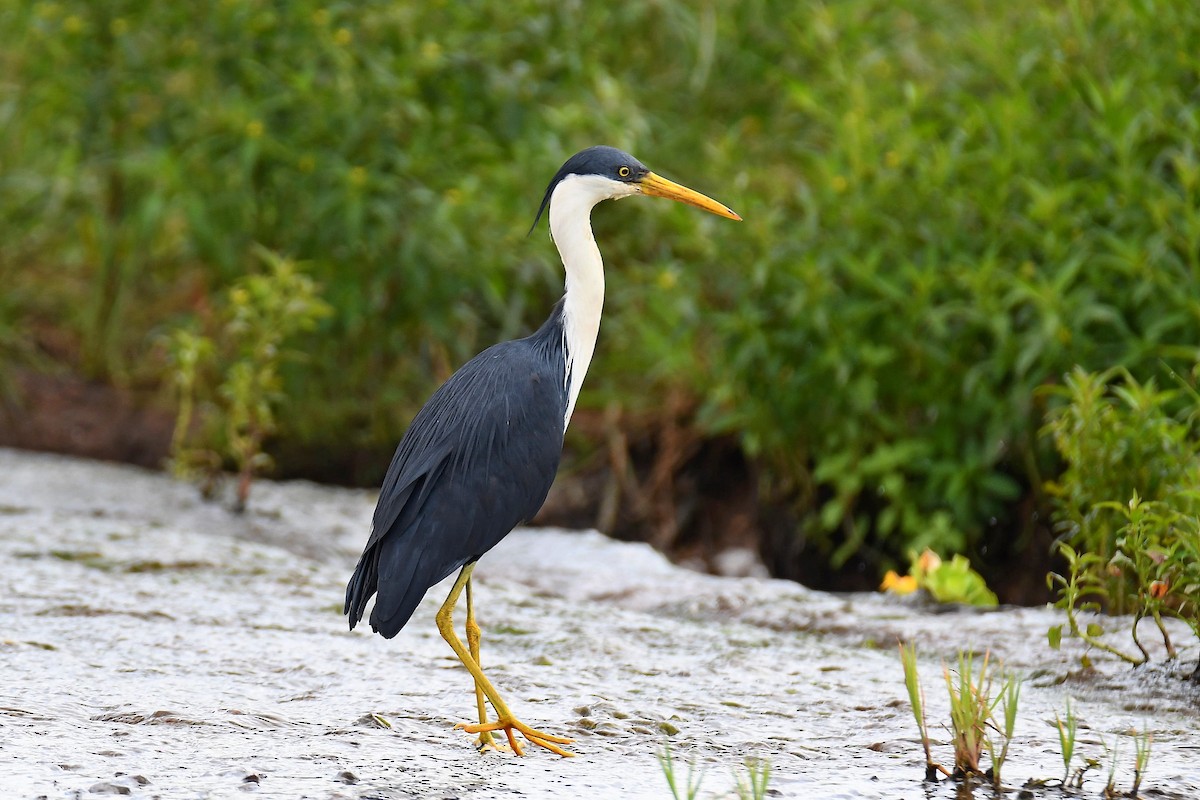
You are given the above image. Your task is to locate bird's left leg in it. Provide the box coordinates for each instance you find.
[436,563,574,757]
[465,573,508,753]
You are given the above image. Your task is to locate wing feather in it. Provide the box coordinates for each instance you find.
[344,335,567,638]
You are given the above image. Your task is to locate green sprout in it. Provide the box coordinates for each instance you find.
[1132,727,1153,797]
[985,671,1021,789]
[1054,699,1078,787]
[898,641,947,780]
[657,743,705,800]
[733,757,771,800]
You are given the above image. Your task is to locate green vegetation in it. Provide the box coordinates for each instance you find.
[1101,733,1120,797]
[1045,368,1200,665]
[166,249,331,509]
[1092,726,1157,797]
[943,651,993,778]
[1132,728,1153,797]
[902,655,1156,795]
[899,666,1158,796]
[985,673,1020,790]
[1055,699,1079,787]
[881,549,998,606]
[733,759,771,800]
[2,1,1199,578]
[897,645,1020,785]
[898,642,941,780]
[657,744,704,800]
[656,745,771,800]
[699,0,1200,572]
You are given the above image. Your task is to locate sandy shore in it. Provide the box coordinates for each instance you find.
[1,448,1196,798]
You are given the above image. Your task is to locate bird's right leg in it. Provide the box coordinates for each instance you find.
[436,563,574,757]
[465,573,508,753]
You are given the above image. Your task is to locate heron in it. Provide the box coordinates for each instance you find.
[344,146,740,757]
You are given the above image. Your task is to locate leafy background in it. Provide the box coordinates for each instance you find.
[2,0,1198,596]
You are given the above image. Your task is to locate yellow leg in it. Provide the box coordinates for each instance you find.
[465,574,508,753]
[436,563,575,758]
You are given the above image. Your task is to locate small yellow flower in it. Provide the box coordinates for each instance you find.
[312,8,330,26]
[830,175,848,193]
[885,150,901,169]
[334,27,352,46]
[230,287,250,307]
[63,14,83,34]
[656,269,678,291]
[245,120,264,139]
[880,571,918,595]
[110,17,128,35]
[348,166,368,187]
[444,188,463,205]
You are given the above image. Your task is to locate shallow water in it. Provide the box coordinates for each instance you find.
[0,448,1197,799]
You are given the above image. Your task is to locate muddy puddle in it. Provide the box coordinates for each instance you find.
[1,448,1197,799]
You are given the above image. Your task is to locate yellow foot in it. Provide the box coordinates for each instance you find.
[474,729,511,754]
[457,717,575,758]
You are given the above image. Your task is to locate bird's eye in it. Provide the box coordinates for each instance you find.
[618,166,631,178]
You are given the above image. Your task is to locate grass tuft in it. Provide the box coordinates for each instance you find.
[899,644,1022,786]
[657,744,705,800]
[942,650,993,777]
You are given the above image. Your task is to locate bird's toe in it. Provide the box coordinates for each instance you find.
[474,730,512,755]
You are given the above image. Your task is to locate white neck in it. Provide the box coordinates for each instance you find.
[547,174,635,427]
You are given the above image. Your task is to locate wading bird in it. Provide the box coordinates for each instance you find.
[345,146,740,757]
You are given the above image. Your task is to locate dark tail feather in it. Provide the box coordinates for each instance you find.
[363,531,440,639]
[345,536,427,639]
[367,576,428,640]
[344,548,378,631]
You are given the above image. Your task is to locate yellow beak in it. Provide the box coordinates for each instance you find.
[637,172,742,221]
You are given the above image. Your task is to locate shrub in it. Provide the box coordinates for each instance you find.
[1045,367,1200,666]
[167,249,331,510]
[700,0,1200,570]
[2,0,1199,577]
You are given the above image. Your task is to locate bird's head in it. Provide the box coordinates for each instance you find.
[530,145,741,234]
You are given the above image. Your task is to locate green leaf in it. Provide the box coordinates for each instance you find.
[1048,625,1062,650]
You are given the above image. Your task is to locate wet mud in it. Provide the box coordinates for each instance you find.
[0,448,1197,799]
